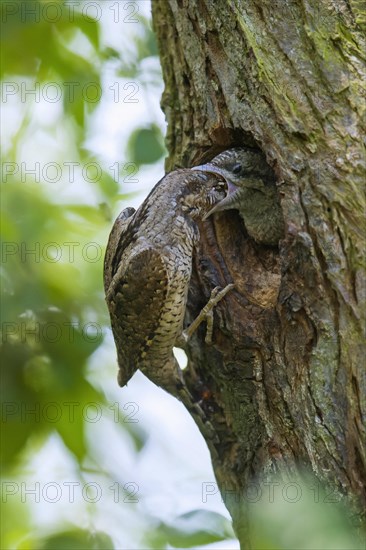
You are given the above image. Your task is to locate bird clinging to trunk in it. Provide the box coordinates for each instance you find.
[104,169,233,437]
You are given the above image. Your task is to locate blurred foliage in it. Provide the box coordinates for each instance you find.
[146,509,235,548]
[1,1,165,548]
[248,475,364,550]
[1,0,100,127]
[21,529,115,550]
[128,124,166,166]
[1,0,163,468]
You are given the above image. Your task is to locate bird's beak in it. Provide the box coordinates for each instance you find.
[191,163,239,219]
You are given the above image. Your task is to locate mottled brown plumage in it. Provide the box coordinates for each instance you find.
[104,170,229,423]
[192,148,285,246]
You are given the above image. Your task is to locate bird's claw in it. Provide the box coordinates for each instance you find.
[179,283,235,345]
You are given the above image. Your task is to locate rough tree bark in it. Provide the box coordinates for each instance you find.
[151,0,365,545]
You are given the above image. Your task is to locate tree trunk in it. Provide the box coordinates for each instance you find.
[151,0,365,545]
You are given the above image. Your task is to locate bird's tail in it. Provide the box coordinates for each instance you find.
[116,350,138,387]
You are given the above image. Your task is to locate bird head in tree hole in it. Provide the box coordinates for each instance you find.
[191,147,284,246]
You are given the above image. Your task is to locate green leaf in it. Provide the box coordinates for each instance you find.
[34,529,114,550]
[136,18,159,61]
[127,125,165,166]
[147,509,235,549]
[98,171,120,198]
[0,341,45,468]
[0,497,31,550]
[73,13,100,51]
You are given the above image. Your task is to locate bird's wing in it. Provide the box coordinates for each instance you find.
[103,207,135,293]
[106,248,169,387]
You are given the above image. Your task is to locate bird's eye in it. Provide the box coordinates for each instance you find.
[232,163,242,175]
[215,180,226,190]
